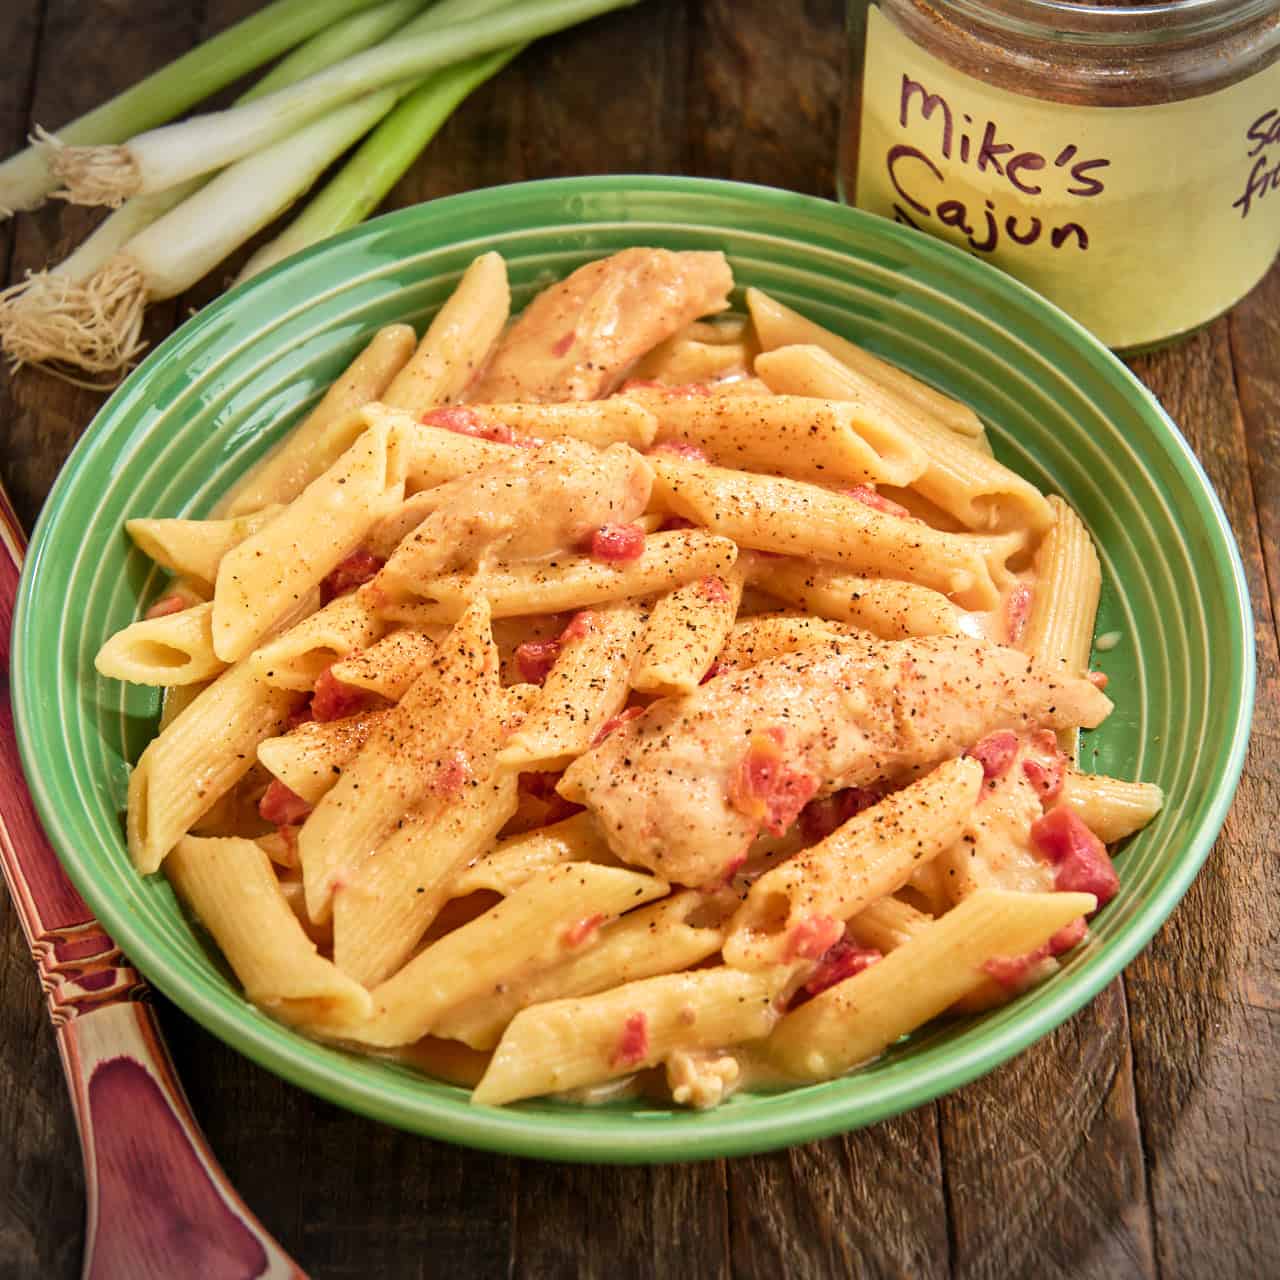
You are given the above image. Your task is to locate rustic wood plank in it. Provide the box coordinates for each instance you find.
[728,1111,951,1280]
[1124,309,1280,1279]
[938,983,1155,1280]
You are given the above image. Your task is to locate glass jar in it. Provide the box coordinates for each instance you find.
[839,0,1280,351]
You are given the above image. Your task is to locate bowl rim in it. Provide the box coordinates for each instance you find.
[12,174,1256,1162]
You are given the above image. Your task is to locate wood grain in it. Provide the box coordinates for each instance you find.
[1,2,1278,1278]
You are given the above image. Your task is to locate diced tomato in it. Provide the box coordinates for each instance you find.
[320,548,385,604]
[420,405,521,446]
[966,730,1020,780]
[592,705,646,747]
[1088,669,1110,690]
[259,779,313,826]
[799,940,881,1000]
[785,914,844,962]
[700,575,731,604]
[274,823,301,868]
[699,661,723,685]
[551,330,575,358]
[144,592,187,620]
[589,523,646,563]
[286,701,315,731]
[611,1012,650,1068]
[1004,582,1034,645]
[1030,807,1120,906]
[311,668,368,722]
[797,785,882,843]
[428,749,472,797]
[1048,916,1088,956]
[515,638,561,684]
[648,439,711,463]
[982,946,1049,991]
[844,484,913,520]
[728,727,820,837]
[562,914,605,948]
[560,610,598,643]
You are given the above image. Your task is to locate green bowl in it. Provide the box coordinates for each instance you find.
[12,177,1253,1162]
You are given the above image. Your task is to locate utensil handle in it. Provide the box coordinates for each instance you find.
[0,485,306,1280]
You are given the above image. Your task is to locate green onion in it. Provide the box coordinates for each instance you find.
[236,43,522,284]
[50,0,640,206]
[0,0,387,216]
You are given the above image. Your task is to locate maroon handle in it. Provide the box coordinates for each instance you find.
[0,486,307,1280]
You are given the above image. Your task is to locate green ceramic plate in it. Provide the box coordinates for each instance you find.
[12,177,1254,1162]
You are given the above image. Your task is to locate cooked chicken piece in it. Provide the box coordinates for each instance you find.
[559,635,1113,887]
[369,438,652,603]
[466,249,733,403]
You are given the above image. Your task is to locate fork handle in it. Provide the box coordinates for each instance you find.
[0,486,305,1280]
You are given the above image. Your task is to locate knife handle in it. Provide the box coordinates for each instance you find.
[0,485,306,1280]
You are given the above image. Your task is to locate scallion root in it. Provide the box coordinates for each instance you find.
[38,127,140,209]
[0,255,148,385]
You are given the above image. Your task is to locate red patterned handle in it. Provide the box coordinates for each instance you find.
[0,486,307,1280]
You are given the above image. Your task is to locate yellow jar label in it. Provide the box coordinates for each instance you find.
[855,6,1280,348]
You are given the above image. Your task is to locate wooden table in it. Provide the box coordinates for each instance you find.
[1,3,1276,1277]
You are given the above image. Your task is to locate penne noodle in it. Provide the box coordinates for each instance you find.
[221,324,417,517]
[95,602,226,686]
[297,597,498,923]
[472,963,793,1107]
[650,457,1022,611]
[756,344,1053,533]
[462,400,658,449]
[166,835,371,1028]
[382,252,510,414]
[497,601,648,771]
[628,335,754,385]
[630,563,745,697]
[378,530,740,622]
[713,612,855,672]
[248,592,384,691]
[724,757,983,967]
[1056,771,1164,844]
[746,287,985,440]
[766,889,1096,1081]
[845,895,933,953]
[342,863,670,1048]
[434,891,727,1049]
[327,626,446,701]
[332,771,519,988]
[257,709,390,806]
[127,506,283,588]
[449,811,621,897]
[158,678,213,731]
[213,419,407,663]
[629,386,926,486]
[753,556,962,638]
[127,662,304,874]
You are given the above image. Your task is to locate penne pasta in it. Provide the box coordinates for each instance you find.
[845,895,933,953]
[257,709,390,806]
[1056,771,1164,843]
[756,344,1053,533]
[724,757,983,967]
[628,334,754,385]
[630,563,745,697]
[472,963,793,1107]
[745,287,985,440]
[434,891,728,1049]
[213,419,407,663]
[497,601,648,771]
[248,591,384,691]
[378,530,739,623]
[127,662,304,874]
[650,457,1023,611]
[766,889,1096,1081]
[461,400,658,449]
[342,863,670,1048]
[627,387,926,487]
[166,835,372,1028]
[327,626,446,701]
[753,556,962,638]
[713,612,854,672]
[449,811,621,897]
[127,506,283,588]
[221,324,417,517]
[381,252,510,414]
[95,602,226,686]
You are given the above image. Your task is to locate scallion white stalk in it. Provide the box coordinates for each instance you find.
[0,0,386,216]
[51,0,639,206]
[236,43,522,284]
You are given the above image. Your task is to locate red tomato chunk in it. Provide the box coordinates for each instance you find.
[612,1012,649,1068]
[799,939,882,1000]
[589,523,646,563]
[966,730,1020,780]
[560,610,598,643]
[311,668,368,722]
[729,728,820,837]
[798,786,882,843]
[320,548,384,604]
[515,638,561,685]
[592,705,646,747]
[1030,807,1120,906]
[259,779,313,826]
[785,914,844,962]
